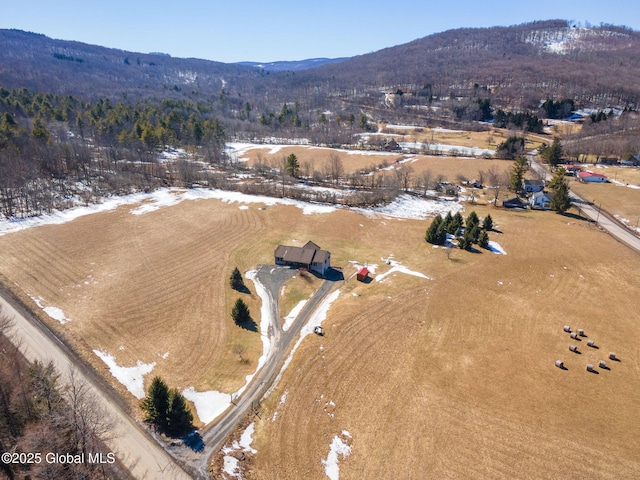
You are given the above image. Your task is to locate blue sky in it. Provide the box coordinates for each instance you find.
[2,1,639,63]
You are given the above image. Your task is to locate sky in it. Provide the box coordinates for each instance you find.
[2,0,640,63]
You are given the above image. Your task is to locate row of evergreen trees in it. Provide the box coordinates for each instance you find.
[426,211,493,251]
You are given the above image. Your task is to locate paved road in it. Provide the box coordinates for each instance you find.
[0,287,192,480]
[528,154,640,254]
[177,265,342,477]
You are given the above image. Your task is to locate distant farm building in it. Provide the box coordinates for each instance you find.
[502,197,527,209]
[356,267,369,282]
[274,241,331,275]
[577,171,608,183]
[523,179,545,193]
[561,164,582,176]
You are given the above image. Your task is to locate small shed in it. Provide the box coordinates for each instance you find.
[356,267,369,282]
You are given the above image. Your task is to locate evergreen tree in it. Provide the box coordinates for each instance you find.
[231,298,251,325]
[230,267,244,291]
[482,214,493,231]
[450,212,464,234]
[549,168,571,213]
[426,214,446,245]
[509,155,528,192]
[442,211,453,233]
[468,224,481,244]
[540,138,563,166]
[478,230,490,249]
[285,153,300,177]
[166,388,193,436]
[466,211,479,229]
[458,233,472,250]
[141,377,170,429]
[496,136,524,159]
[31,116,50,142]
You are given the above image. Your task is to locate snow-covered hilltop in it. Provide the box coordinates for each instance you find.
[524,23,634,55]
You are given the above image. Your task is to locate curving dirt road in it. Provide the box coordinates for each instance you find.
[1,264,343,479]
[177,265,342,477]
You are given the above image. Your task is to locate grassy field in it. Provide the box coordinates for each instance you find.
[238,144,513,186]
[0,199,274,414]
[0,152,638,479]
[570,176,640,230]
[252,205,640,479]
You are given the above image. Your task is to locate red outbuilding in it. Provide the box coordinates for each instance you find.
[356,267,369,282]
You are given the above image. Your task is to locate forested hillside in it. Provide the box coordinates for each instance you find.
[1,20,640,221]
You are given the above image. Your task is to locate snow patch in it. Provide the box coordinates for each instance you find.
[235,423,257,454]
[322,431,353,480]
[375,260,431,283]
[43,306,71,324]
[93,350,156,399]
[283,300,307,332]
[487,241,507,255]
[357,194,463,220]
[349,261,378,274]
[30,296,71,324]
[182,388,235,426]
[222,456,240,478]
[611,179,640,190]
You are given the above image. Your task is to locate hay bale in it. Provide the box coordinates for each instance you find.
[609,352,616,360]
[578,329,585,337]
[599,360,607,368]
[586,364,594,371]
[555,360,564,368]
[569,344,578,352]
[563,325,571,333]
[587,339,595,347]
[570,332,578,339]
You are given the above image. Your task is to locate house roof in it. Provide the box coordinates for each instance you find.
[502,197,526,207]
[275,241,329,266]
[303,240,321,251]
[578,171,607,179]
[274,245,316,265]
[524,179,545,186]
[531,191,554,201]
[357,267,369,276]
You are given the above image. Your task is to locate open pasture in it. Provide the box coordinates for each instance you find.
[570,177,640,231]
[0,151,638,479]
[234,143,512,185]
[253,206,640,479]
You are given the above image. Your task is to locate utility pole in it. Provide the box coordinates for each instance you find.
[595,203,602,225]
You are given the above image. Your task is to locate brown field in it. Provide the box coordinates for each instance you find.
[252,205,640,479]
[238,144,513,185]
[1,152,639,478]
[570,177,640,229]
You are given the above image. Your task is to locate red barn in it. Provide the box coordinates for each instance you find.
[356,267,369,282]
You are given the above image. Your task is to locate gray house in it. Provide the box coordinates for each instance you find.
[523,179,545,193]
[274,241,331,275]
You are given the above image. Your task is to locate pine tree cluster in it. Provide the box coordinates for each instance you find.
[140,377,193,436]
[425,211,493,251]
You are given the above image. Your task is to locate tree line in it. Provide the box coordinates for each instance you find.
[0,310,125,479]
